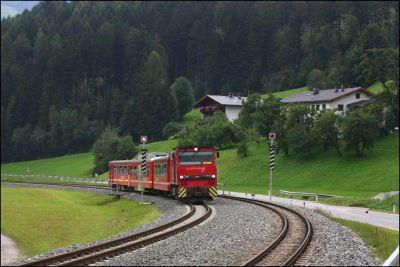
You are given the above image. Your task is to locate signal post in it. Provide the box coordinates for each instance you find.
[268,132,276,202]
[140,135,150,204]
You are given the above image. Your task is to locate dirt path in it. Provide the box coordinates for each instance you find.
[1,234,24,265]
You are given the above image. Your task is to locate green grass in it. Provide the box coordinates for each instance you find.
[1,152,95,177]
[145,139,178,153]
[261,86,308,99]
[1,186,160,257]
[217,134,399,199]
[317,209,399,262]
[368,82,385,94]
[320,194,400,213]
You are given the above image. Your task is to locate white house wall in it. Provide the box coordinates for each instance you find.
[328,91,371,113]
[225,106,241,122]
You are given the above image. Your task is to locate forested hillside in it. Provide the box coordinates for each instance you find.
[1,1,398,162]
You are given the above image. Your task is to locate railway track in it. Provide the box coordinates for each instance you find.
[19,203,212,266]
[220,195,313,266]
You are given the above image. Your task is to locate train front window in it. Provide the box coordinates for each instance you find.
[178,152,214,165]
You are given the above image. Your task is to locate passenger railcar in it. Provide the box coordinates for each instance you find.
[108,147,218,201]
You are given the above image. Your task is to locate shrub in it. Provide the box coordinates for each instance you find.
[92,126,137,175]
[177,112,243,149]
[236,142,248,157]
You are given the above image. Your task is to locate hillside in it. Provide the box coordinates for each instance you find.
[218,134,399,198]
[1,83,397,197]
[2,1,398,164]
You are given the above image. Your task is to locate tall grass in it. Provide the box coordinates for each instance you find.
[317,209,399,262]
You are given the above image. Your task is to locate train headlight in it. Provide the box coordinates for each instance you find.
[211,174,216,178]
[194,147,198,151]
[179,175,184,179]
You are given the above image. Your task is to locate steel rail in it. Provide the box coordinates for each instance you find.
[220,195,313,266]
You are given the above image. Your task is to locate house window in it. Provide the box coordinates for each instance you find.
[322,104,326,109]
[356,93,360,99]
[338,104,344,111]
[316,104,320,111]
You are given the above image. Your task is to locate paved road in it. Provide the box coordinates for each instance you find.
[220,191,399,231]
[1,234,24,265]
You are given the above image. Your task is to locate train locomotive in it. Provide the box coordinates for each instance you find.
[108,146,218,201]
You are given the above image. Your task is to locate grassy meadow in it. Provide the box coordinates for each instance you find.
[1,186,160,257]
[218,134,398,198]
[1,152,95,177]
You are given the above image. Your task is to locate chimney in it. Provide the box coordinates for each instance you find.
[228,93,233,98]
[334,87,339,93]
[341,85,344,92]
[312,88,319,95]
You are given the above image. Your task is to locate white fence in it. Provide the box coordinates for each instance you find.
[1,173,108,185]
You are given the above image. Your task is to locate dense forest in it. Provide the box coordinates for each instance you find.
[1,1,399,162]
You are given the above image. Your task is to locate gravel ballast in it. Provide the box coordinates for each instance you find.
[2,182,378,266]
[278,204,377,266]
[95,197,279,266]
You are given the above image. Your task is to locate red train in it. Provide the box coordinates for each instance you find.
[108,147,218,201]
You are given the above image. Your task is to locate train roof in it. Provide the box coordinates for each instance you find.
[173,146,215,151]
[110,152,169,164]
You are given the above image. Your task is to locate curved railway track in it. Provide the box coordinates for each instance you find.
[220,195,313,266]
[3,182,212,266]
[19,203,212,266]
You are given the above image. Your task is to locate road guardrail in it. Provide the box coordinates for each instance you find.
[279,190,336,202]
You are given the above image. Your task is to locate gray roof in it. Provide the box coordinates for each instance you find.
[281,87,374,104]
[194,95,247,107]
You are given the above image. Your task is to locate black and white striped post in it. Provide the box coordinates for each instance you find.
[140,135,148,204]
[268,132,276,202]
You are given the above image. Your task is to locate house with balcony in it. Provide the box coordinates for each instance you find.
[193,94,247,122]
[280,87,375,115]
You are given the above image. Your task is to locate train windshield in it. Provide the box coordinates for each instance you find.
[178,152,214,165]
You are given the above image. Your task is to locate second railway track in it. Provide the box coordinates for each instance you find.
[221,195,313,266]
